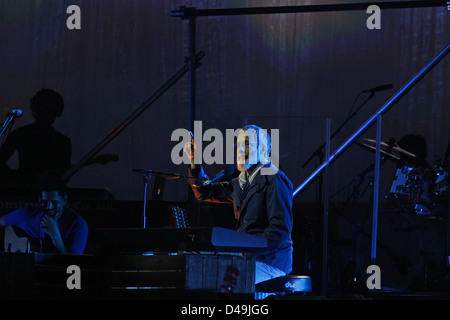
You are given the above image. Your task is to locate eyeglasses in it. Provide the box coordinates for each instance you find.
[235,140,257,150]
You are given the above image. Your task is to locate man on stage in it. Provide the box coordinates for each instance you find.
[185,124,293,284]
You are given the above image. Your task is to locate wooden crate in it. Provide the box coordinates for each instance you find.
[185,254,255,294]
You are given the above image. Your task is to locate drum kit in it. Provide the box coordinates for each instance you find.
[354,138,449,291]
[358,137,449,216]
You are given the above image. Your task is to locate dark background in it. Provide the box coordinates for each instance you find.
[0,0,448,294]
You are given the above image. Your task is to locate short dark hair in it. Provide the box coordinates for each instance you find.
[38,175,68,197]
[30,88,64,118]
[398,134,427,160]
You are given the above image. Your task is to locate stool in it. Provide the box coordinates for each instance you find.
[255,275,312,299]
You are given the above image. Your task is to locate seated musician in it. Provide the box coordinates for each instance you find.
[185,124,293,284]
[0,176,88,254]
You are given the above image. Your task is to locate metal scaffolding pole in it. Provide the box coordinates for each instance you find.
[293,44,450,199]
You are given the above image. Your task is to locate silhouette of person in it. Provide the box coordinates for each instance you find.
[397,134,430,169]
[0,88,72,187]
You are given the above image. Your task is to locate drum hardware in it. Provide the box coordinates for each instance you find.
[434,167,449,194]
[356,138,422,213]
[355,211,448,292]
[430,150,450,270]
[388,166,436,215]
[350,138,450,291]
[357,137,448,216]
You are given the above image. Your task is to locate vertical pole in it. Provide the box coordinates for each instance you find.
[371,115,382,264]
[322,118,331,296]
[188,16,196,133]
[142,173,151,228]
[188,16,197,202]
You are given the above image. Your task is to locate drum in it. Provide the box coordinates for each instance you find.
[435,169,448,194]
[388,166,434,215]
[356,211,447,292]
[429,167,449,216]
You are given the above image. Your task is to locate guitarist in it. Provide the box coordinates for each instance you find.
[0,88,72,188]
[0,175,88,254]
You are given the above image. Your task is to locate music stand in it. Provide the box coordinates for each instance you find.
[133,168,208,228]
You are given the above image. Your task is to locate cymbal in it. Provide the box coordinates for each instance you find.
[359,138,417,158]
[356,141,401,162]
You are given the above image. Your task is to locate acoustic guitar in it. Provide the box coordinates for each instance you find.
[3,226,31,253]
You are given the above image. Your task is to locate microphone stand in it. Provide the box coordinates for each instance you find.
[141,170,152,229]
[0,113,17,138]
[302,91,376,170]
[300,91,375,285]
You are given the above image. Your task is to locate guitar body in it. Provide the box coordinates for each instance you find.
[4,226,30,253]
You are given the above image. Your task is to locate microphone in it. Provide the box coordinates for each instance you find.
[363,84,393,94]
[0,108,23,137]
[8,108,23,118]
[203,164,235,185]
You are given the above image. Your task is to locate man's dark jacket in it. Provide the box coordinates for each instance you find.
[188,163,293,275]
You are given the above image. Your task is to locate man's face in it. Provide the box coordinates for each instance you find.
[236,129,259,172]
[39,191,66,219]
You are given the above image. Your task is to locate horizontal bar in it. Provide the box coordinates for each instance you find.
[171,1,447,18]
[293,43,450,199]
